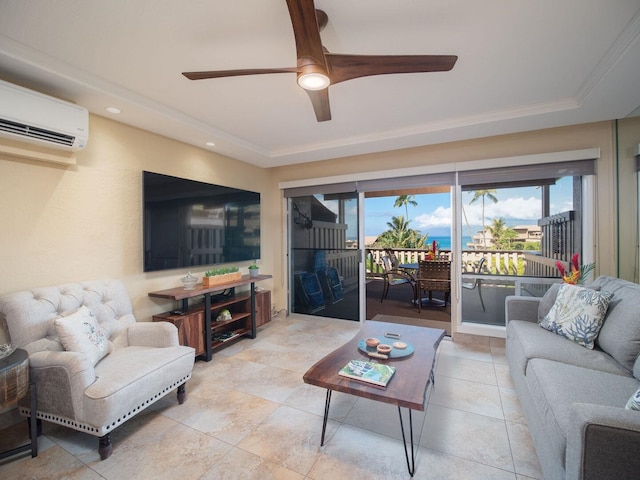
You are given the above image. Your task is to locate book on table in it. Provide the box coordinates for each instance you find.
[338,359,396,387]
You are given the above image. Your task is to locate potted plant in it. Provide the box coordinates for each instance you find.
[203,266,241,287]
[248,262,259,278]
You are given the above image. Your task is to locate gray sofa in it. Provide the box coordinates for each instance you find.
[506,275,640,480]
[0,279,195,460]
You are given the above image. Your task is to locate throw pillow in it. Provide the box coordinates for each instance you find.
[540,284,612,349]
[625,387,640,410]
[54,305,111,365]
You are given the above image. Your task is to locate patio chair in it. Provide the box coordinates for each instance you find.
[417,260,451,311]
[380,255,417,303]
[462,257,486,311]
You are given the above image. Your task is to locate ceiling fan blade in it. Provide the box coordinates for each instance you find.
[306,88,331,122]
[325,54,458,84]
[286,0,327,74]
[182,68,298,80]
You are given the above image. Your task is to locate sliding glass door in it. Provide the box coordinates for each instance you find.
[288,192,361,321]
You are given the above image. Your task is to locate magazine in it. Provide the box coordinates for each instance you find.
[338,359,396,387]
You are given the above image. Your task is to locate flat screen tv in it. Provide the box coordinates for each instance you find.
[143,171,260,272]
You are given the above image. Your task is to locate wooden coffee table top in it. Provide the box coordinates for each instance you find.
[303,320,445,411]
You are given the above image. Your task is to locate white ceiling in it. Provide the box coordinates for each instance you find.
[1,0,639,168]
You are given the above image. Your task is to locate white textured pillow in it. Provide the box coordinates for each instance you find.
[626,387,640,410]
[55,306,111,365]
[540,284,612,349]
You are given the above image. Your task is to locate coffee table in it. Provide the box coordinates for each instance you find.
[303,320,445,476]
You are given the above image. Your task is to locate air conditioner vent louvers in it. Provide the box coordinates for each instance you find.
[0,118,75,147]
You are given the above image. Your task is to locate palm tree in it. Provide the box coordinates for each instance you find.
[374,215,428,248]
[394,195,417,223]
[470,190,498,247]
[487,218,519,249]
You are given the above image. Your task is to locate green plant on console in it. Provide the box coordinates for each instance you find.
[248,263,259,270]
[205,266,239,277]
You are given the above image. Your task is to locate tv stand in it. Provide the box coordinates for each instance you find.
[148,274,271,361]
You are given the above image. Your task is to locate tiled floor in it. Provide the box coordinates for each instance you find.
[0,315,542,479]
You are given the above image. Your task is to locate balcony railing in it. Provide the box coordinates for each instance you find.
[366,247,562,279]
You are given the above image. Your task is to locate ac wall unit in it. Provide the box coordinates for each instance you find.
[0,79,88,151]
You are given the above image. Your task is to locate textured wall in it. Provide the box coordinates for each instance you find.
[0,115,274,344]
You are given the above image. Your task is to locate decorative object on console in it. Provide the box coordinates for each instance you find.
[248,262,259,278]
[181,272,198,290]
[216,309,232,322]
[203,267,241,286]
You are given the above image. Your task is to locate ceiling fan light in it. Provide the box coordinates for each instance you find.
[297,72,330,91]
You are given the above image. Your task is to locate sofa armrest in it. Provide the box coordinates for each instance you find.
[26,350,96,419]
[127,322,179,348]
[566,403,640,480]
[505,295,541,324]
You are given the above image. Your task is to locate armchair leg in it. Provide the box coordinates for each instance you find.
[177,383,186,404]
[98,433,112,460]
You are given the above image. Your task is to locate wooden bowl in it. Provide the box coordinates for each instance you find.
[377,344,392,354]
[365,337,380,348]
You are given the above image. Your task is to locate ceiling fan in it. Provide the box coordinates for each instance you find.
[182,0,457,122]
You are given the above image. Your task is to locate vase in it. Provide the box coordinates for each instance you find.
[249,269,259,279]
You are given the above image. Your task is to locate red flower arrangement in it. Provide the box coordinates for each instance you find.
[425,240,439,260]
[556,253,595,285]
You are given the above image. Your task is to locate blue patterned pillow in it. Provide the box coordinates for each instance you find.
[540,284,612,349]
[625,387,640,410]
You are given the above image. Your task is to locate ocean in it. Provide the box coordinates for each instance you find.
[429,236,472,250]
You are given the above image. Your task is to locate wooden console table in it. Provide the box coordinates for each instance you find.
[148,274,272,361]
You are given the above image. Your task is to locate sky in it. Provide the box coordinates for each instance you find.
[362,177,574,238]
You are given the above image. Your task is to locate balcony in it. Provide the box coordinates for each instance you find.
[366,247,563,332]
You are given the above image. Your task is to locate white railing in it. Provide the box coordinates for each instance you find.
[366,247,560,278]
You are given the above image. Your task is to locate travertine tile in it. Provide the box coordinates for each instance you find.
[0,315,541,479]
[430,376,504,419]
[0,444,103,479]
[421,404,514,472]
[283,383,357,422]
[237,405,333,475]
[201,447,305,480]
[507,421,543,479]
[306,423,416,480]
[436,352,497,385]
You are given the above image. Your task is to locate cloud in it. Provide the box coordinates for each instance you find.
[414,196,542,228]
[415,206,452,228]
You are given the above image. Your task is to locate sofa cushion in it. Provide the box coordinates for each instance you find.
[84,345,194,427]
[592,276,640,371]
[55,306,112,365]
[540,284,612,349]
[525,358,640,466]
[507,320,630,377]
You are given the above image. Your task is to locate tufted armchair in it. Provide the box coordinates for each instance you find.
[0,279,195,460]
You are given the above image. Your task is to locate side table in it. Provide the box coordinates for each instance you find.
[0,348,37,460]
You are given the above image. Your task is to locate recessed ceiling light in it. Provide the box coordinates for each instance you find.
[205,141,216,147]
[105,106,121,114]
